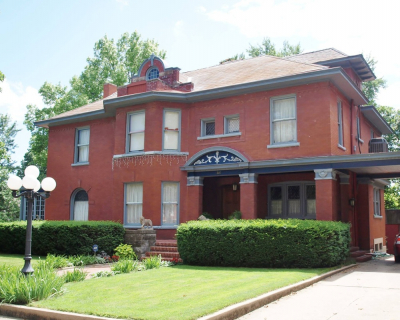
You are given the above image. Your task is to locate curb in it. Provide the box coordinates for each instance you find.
[198,264,357,320]
[0,264,356,320]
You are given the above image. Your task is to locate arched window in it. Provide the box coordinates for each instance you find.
[71,189,89,221]
[147,67,159,80]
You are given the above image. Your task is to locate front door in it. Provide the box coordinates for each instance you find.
[222,185,240,219]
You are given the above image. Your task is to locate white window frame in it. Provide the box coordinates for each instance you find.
[224,114,240,134]
[337,101,344,147]
[373,187,381,217]
[161,182,180,226]
[267,182,316,220]
[74,127,90,164]
[201,118,215,137]
[126,111,145,153]
[268,94,299,148]
[163,109,181,151]
[70,188,89,221]
[124,182,143,226]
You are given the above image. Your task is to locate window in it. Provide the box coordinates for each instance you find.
[270,95,297,145]
[147,67,159,80]
[337,101,343,146]
[125,183,143,225]
[373,188,381,217]
[75,128,90,163]
[201,118,215,136]
[71,189,88,221]
[163,110,180,150]
[21,194,45,220]
[224,115,240,134]
[162,182,179,225]
[268,182,315,219]
[127,111,145,152]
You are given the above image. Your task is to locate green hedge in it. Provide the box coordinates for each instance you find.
[0,221,125,256]
[176,219,350,268]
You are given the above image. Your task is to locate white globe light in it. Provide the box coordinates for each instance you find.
[41,177,56,192]
[33,179,41,192]
[7,175,22,190]
[24,165,40,179]
[22,175,37,190]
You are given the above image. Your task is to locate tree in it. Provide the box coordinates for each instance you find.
[0,70,4,92]
[247,38,302,58]
[22,31,166,177]
[0,114,20,221]
[362,55,386,105]
[220,53,245,65]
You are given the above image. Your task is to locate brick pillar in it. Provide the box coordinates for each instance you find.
[314,169,338,221]
[338,173,351,223]
[239,173,258,220]
[186,176,203,221]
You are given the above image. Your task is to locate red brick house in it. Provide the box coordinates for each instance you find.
[36,49,400,251]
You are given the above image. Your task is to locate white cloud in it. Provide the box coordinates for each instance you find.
[115,0,129,6]
[377,81,400,109]
[174,20,185,37]
[196,6,207,13]
[0,79,45,164]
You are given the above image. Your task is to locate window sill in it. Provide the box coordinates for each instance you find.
[338,144,347,151]
[197,132,241,140]
[114,151,189,159]
[267,142,300,149]
[71,162,89,167]
[373,215,383,219]
[123,225,178,229]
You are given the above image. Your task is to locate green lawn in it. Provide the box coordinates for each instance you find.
[0,254,42,267]
[32,265,331,320]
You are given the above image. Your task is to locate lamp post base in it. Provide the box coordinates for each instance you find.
[21,258,34,275]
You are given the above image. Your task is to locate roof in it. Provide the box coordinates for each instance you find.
[284,48,348,64]
[45,92,117,121]
[180,54,327,91]
[36,49,370,127]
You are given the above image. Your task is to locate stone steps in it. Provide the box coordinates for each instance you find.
[144,240,182,263]
[349,246,372,263]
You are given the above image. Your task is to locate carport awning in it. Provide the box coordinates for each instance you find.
[182,152,400,179]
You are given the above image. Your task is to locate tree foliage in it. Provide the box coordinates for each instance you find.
[0,114,20,221]
[0,70,4,92]
[362,55,387,105]
[247,37,302,58]
[22,31,166,177]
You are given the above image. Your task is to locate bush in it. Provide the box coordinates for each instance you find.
[64,268,88,283]
[200,212,214,220]
[228,210,242,220]
[111,259,138,273]
[0,261,65,304]
[45,254,70,269]
[114,244,136,260]
[0,221,125,256]
[143,254,162,270]
[176,219,350,268]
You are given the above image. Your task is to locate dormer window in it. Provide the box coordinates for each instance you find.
[147,67,159,80]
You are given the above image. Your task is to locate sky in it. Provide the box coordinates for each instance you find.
[1,0,400,165]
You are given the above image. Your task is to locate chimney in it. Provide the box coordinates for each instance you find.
[103,83,117,98]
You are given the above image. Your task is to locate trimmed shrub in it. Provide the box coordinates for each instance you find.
[0,221,125,256]
[114,243,136,260]
[176,219,350,268]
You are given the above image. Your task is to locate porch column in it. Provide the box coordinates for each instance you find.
[186,176,203,221]
[239,173,258,219]
[314,169,338,221]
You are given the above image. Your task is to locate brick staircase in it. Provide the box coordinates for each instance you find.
[145,240,182,263]
[350,246,372,263]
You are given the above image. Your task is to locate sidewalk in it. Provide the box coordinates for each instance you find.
[238,256,399,320]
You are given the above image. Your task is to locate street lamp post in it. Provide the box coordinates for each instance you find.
[7,165,56,275]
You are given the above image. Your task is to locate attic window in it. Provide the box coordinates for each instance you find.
[147,67,159,80]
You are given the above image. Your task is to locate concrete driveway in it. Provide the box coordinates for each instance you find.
[238,256,399,320]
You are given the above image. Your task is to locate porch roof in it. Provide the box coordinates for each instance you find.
[182,152,400,179]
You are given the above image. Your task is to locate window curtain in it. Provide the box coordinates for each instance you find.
[126,183,143,224]
[306,200,316,216]
[271,201,282,215]
[78,129,90,162]
[164,112,179,150]
[74,201,88,221]
[162,183,178,224]
[129,113,145,151]
[272,98,296,143]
